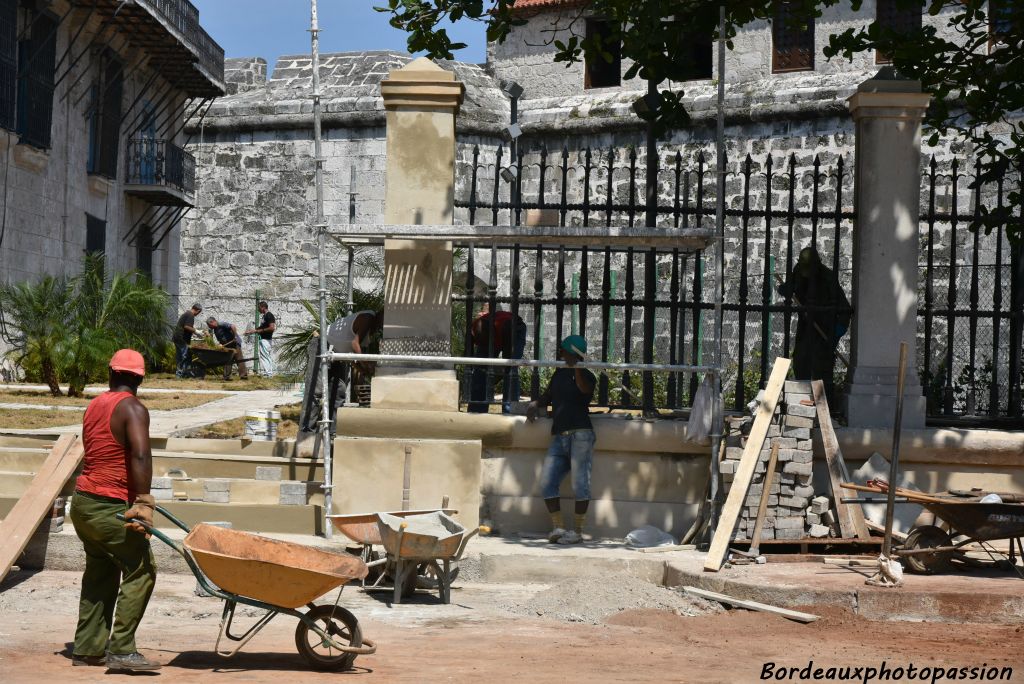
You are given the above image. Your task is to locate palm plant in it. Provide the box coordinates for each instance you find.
[61,254,169,397]
[0,275,73,396]
[275,289,384,374]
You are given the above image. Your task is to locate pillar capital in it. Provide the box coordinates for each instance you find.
[380,57,465,110]
[846,77,931,121]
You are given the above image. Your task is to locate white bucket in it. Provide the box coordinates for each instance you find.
[244,410,280,441]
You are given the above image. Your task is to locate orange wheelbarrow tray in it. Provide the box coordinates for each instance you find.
[118,506,377,671]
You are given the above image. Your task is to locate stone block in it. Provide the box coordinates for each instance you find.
[776,449,796,462]
[779,496,809,509]
[151,477,173,489]
[795,472,813,486]
[791,449,814,464]
[811,496,830,515]
[785,403,817,419]
[796,440,813,450]
[153,489,173,502]
[719,460,737,475]
[808,524,830,538]
[782,462,813,476]
[821,510,836,525]
[203,479,231,493]
[255,466,282,481]
[784,415,815,429]
[785,393,812,404]
[765,425,781,438]
[782,427,811,439]
[784,380,812,394]
[774,528,804,540]
[204,491,229,504]
[805,512,821,525]
[774,517,805,530]
[279,481,308,506]
[794,484,816,499]
[772,437,798,449]
[725,447,744,461]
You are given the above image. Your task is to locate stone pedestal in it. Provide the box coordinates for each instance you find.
[371,58,464,411]
[845,76,931,428]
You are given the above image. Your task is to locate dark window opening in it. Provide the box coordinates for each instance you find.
[772,3,815,73]
[136,225,153,280]
[989,0,1015,46]
[16,6,56,149]
[0,0,16,130]
[87,50,123,178]
[875,0,922,64]
[86,213,106,255]
[584,19,621,89]
[680,31,713,81]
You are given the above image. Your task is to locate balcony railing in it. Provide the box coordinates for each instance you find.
[125,139,196,204]
[137,0,225,86]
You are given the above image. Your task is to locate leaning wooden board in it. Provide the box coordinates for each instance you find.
[0,434,83,582]
[704,356,790,572]
[811,380,871,540]
[684,586,819,623]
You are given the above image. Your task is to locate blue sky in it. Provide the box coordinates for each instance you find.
[192,1,487,74]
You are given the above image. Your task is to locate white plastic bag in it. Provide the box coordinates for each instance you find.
[625,525,676,548]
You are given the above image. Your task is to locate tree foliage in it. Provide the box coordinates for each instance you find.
[0,254,170,396]
[378,0,1023,240]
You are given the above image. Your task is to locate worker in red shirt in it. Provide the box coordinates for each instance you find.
[68,349,160,672]
[468,303,527,414]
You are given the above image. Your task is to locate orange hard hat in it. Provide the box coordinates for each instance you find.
[109,349,146,377]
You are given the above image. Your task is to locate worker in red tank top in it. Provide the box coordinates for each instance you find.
[68,349,161,672]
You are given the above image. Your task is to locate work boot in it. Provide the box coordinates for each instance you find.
[558,530,583,545]
[71,654,106,667]
[105,652,162,672]
[548,527,567,543]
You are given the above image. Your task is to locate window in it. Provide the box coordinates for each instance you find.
[875,0,922,64]
[584,19,621,89]
[772,3,815,73]
[0,0,16,130]
[87,50,123,178]
[136,225,153,280]
[680,30,713,81]
[989,0,1014,46]
[16,6,57,149]
[86,214,106,255]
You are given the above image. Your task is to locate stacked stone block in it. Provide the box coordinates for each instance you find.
[723,380,837,542]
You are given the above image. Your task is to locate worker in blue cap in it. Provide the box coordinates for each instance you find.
[526,334,597,544]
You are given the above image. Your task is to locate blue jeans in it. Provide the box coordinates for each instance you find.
[174,341,191,378]
[540,429,596,501]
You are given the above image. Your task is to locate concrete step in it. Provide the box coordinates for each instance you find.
[153,476,323,507]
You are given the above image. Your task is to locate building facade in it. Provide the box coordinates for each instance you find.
[0,0,224,304]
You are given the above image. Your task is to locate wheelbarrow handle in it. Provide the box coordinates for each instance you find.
[155,505,192,533]
[114,512,182,552]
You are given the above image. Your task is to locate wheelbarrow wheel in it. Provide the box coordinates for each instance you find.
[903,525,953,575]
[295,604,363,671]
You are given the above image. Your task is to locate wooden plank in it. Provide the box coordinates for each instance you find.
[811,380,871,541]
[749,442,780,555]
[683,586,819,623]
[634,544,697,554]
[864,519,907,543]
[0,435,82,582]
[704,356,790,572]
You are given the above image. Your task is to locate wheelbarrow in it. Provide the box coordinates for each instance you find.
[118,506,377,670]
[188,346,254,379]
[843,481,1024,575]
[377,511,485,604]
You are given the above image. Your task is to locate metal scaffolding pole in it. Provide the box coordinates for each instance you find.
[310,0,333,539]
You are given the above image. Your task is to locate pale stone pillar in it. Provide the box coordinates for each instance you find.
[371,58,464,411]
[845,76,931,428]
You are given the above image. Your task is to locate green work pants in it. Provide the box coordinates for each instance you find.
[69,490,157,657]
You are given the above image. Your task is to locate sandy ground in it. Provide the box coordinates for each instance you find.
[1,570,1021,683]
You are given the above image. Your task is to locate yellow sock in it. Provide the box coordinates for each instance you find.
[574,513,586,533]
[550,511,564,530]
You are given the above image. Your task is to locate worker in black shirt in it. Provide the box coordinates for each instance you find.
[171,303,202,378]
[245,301,276,377]
[527,334,596,545]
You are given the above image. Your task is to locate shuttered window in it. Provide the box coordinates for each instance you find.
[875,0,922,64]
[16,8,57,149]
[0,0,15,130]
[584,20,621,89]
[772,3,815,73]
[87,50,123,178]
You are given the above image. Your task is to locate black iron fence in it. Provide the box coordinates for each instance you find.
[140,0,224,79]
[919,157,1024,425]
[454,144,854,414]
[126,138,196,195]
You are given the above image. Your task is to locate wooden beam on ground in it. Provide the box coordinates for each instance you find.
[704,356,790,572]
[0,435,83,582]
[683,586,819,623]
[811,380,871,541]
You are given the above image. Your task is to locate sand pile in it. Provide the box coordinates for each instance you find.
[501,574,723,624]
